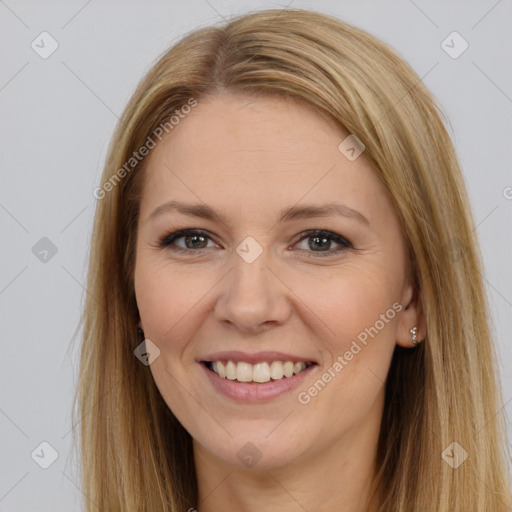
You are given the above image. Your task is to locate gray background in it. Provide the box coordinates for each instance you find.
[1,0,511,510]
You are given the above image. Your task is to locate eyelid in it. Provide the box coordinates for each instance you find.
[157,229,219,250]
[292,229,353,256]
[293,229,352,247]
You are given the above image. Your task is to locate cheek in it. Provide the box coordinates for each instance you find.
[134,259,210,416]
[292,269,400,410]
[297,267,400,348]
[134,258,211,342]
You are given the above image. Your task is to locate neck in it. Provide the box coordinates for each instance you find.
[193,398,382,512]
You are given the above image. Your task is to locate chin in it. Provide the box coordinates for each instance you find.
[205,438,303,471]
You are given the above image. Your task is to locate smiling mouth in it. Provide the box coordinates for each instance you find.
[202,360,317,383]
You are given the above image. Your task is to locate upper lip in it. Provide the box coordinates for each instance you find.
[199,350,318,364]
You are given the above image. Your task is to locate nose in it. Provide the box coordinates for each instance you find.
[214,249,292,334]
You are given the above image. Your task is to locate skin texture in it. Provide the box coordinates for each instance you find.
[134,92,424,512]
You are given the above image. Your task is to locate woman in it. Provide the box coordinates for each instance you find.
[76,8,511,511]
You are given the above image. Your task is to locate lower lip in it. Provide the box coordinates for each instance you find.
[200,363,316,403]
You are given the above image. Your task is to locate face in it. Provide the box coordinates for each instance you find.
[134,92,419,471]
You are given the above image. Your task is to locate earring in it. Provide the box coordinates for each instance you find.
[138,327,144,337]
[410,326,418,346]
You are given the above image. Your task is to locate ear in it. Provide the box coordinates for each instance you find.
[135,308,143,330]
[396,282,425,348]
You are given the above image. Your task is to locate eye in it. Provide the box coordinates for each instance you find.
[158,228,353,257]
[158,229,218,253]
[292,230,353,257]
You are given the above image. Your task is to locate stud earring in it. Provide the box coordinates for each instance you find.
[138,327,144,337]
[410,326,418,346]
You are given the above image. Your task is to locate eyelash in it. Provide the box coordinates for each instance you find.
[157,229,353,257]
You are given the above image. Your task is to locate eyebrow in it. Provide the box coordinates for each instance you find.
[146,200,370,227]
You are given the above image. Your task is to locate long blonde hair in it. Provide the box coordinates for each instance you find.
[75,8,511,511]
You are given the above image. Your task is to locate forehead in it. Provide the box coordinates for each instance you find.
[138,93,391,228]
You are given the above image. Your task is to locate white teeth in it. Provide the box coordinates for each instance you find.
[283,361,294,378]
[216,361,226,378]
[236,362,253,382]
[209,360,311,382]
[294,362,306,374]
[253,362,270,383]
[270,361,284,380]
[225,360,237,380]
